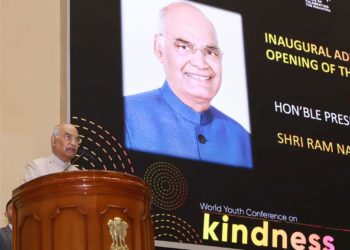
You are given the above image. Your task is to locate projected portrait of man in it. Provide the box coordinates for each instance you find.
[124,1,252,168]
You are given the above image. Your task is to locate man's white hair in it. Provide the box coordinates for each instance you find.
[52,124,61,137]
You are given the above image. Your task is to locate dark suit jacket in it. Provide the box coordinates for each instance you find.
[0,225,12,250]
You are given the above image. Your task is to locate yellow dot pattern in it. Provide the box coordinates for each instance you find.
[144,162,187,210]
[152,213,202,244]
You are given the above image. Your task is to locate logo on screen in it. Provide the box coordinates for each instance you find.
[305,0,332,12]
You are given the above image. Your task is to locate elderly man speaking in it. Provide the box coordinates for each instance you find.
[21,123,81,183]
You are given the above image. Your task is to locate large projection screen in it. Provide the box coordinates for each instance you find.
[70,0,350,249]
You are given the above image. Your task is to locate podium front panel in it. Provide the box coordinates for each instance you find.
[12,170,155,250]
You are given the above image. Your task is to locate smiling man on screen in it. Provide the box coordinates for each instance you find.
[124,2,252,168]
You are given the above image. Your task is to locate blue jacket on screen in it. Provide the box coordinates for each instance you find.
[124,81,253,168]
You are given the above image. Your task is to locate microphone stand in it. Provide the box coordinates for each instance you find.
[63,150,86,172]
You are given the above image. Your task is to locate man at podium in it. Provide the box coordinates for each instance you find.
[21,123,81,183]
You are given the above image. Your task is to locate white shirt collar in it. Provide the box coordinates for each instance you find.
[49,153,70,169]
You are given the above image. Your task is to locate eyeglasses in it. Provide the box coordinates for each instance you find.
[160,34,223,61]
[61,133,82,144]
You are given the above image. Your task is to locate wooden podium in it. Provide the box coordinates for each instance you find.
[12,170,155,250]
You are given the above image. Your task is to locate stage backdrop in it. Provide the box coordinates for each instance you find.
[70,0,350,249]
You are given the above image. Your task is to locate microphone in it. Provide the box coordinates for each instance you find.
[79,147,98,163]
[63,148,87,172]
